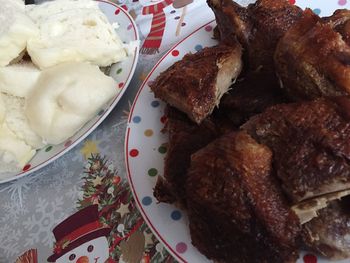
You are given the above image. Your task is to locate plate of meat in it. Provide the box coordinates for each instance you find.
[126,0,350,262]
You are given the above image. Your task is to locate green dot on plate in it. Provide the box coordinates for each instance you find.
[45,146,53,152]
[148,168,158,177]
[158,146,167,154]
[116,68,122,74]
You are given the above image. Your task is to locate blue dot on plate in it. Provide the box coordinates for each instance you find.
[142,196,152,206]
[171,210,182,221]
[195,44,203,52]
[133,116,141,123]
[151,100,160,108]
[313,8,321,15]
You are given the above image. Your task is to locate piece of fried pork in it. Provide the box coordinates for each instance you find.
[153,106,221,206]
[186,131,300,263]
[275,9,350,100]
[150,44,242,124]
[243,97,350,203]
[208,0,302,73]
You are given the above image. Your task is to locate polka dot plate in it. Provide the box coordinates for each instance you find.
[126,1,350,263]
[0,0,139,184]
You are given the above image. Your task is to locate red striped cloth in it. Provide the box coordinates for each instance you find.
[141,0,174,55]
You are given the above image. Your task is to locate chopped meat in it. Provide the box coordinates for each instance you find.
[208,0,302,73]
[153,106,221,206]
[275,9,350,100]
[186,131,300,263]
[150,44,242,124]
[217,73,288,127]
[243,97,350,203]
[302,196,350,260]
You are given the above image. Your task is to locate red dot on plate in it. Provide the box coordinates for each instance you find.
[118,82,124,88]
[130,149,139,157]
[289,0,295,4]
[115,9,120,15]
[64,140,72,147]
[160,115,168,124]
[303,254,317,263]
[172,50,180,57]
[23,164,31,172]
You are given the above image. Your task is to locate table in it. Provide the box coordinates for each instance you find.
[0,0,213,262]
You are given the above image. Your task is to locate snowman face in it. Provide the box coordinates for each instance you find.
[56,237,109,263]
[139,0,164,6]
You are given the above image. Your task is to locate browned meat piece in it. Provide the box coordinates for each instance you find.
[186,131,300,263]
[275,9,350,100]
[150,44,242,124]
[153,106,221,206]
[302,197,350,260]
[323,9,350,46]
[208,0,302,73]
[243,97,350,203]
[217,73,288,127]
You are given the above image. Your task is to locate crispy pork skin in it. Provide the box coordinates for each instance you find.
[208,0,302,73]
[153,106,220,206]
[275,9,350,100]
[186,131,300,263]
[243,97,350,203]
[150,44,242,124]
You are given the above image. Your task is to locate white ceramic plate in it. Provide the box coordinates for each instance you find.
[0,0,139,184]
[126,1,350,262]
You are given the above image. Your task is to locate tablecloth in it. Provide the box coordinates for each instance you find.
[0,0,214,262]
[1,0,350,262]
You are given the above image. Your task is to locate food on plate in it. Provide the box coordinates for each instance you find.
[150,0,350,261]
[0,61,40,98]
[218,73,288,127]
[0,0,38,66]
[154,106,222,206]
[0,93,5,124]
[25,62,117,145]
[243,97,350,203]
[186,131,300,263]
[208,0,302,73]
[150,44,242,124]
[26,0,126,69]
[0,123,35,173]
[302,197,350,260]
[2,93,44,149]
[275,9,350,100]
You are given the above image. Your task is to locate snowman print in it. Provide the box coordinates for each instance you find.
[55,237,109,263]
[47,205,111,263]
[137,0,211,54]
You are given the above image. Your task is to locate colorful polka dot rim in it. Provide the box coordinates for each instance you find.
[0,0,139,184]
[126,2,350,262]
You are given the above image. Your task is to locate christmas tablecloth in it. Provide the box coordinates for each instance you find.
[1,0,350,263]
[0,0,214,262]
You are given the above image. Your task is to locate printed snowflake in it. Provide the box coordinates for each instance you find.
[0,224,21,258]
[0,201,28,225]
[22,197,66,247]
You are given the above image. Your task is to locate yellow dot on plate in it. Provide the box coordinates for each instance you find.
[144,129,154,137]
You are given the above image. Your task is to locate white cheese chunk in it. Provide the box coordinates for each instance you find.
[0,123,35,173]
[2,93,45,148]
[0,62,40,98]
[0,0,38,66]
[0,93,5,125]
[27,1,126,69]
[25,62,118,144]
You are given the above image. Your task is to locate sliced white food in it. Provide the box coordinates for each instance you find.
[25,62,118,145]
[0,123,35,173]
[27,3,126,69]
[0,0,38,66]
[0,93,5,125]
[0,62,40,98]
[2,93,45,149]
